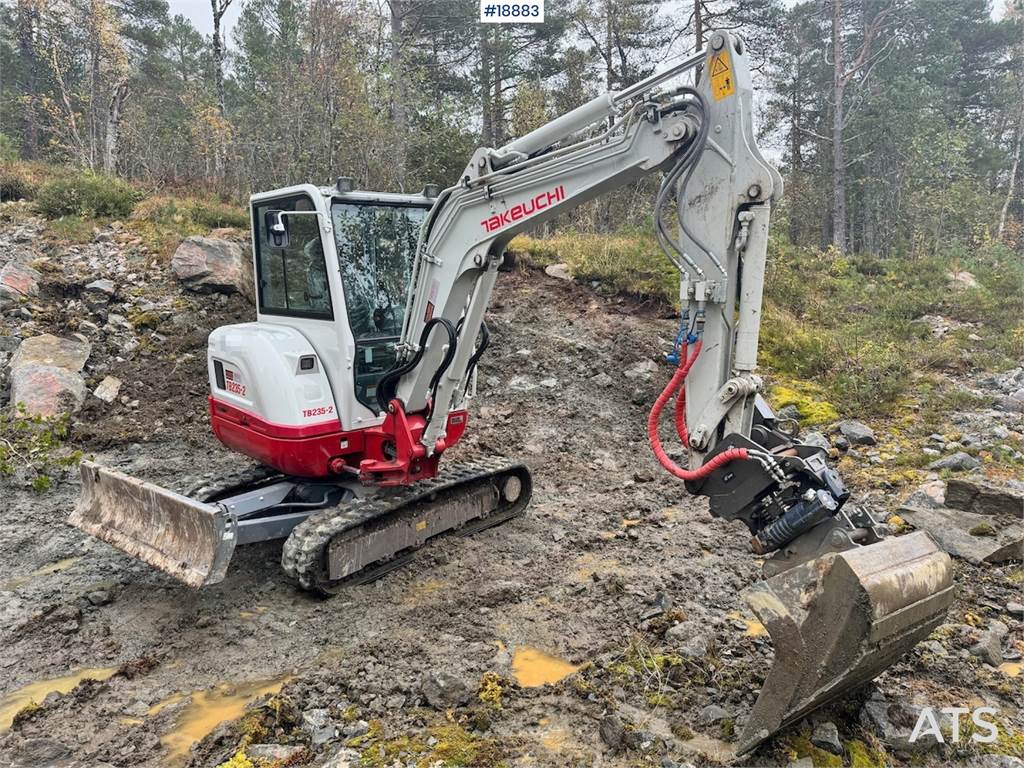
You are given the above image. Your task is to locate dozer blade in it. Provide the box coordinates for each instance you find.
[736,531,954,755]
[71,461,236,588]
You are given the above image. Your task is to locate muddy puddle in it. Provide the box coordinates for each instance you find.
[727,611,767,638]
[0,557,80,591]
[158,678,288,764]
[511,647,579,687]
[0,667,118,730]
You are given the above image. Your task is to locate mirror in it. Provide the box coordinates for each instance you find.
[265,209,289,248]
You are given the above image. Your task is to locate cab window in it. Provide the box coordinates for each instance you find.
[253,195,332,319]
[332,201,427,409]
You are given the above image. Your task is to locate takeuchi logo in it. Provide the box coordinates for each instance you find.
[481,185,566,232]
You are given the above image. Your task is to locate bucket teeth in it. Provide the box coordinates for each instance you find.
[70,461,236,588]
[736,531,954,755]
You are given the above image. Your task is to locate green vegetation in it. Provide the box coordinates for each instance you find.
[130,193,248,257]
[354,722,504,768]
[510,231,678,302]
[0,133,18,163]
[35,171,138,219]
[0,407,82,492]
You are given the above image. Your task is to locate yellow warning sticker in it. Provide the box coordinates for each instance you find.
[416,520,427,531]
[710,50,735,101]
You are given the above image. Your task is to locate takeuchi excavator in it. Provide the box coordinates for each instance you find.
[72,34,954,754]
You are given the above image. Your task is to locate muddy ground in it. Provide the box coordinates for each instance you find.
[0,213,1021,768]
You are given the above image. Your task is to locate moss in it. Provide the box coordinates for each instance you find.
[340,704,359,722]
[217,750,255,768]
[887,515,910,534]
[346,719,384,748]
[980,724,1024,758]
[478,671,503,710]
[783,729,843,768]
[355,723,503,768]
[428,724,503,767]
[846,738,887,768]
[969,523,997,537]
[128,310,163,330]
[770,383,839,425]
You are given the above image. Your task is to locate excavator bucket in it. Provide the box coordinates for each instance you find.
[71,461,236,588]
[736,531,954,755]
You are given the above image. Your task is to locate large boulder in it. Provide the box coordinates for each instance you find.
[171,236,254,303]
[0,261,40,307]
[9,334,91,417]
[899,481,1023,565]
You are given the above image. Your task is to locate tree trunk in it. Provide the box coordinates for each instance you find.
[479,27,493,146]
[211,0,232,176]
[103,80,129,174]
[831,0,847,253]
[16,0,39,159]
[694,0,703,52]
[389,0,408,188]
[998,121,1022,241]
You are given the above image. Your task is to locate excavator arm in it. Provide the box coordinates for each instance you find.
[374,32,954,755]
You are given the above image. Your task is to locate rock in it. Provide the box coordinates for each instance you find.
[801,431,831,451]
[947,270,978,289]
[625,359,659,380]
[837,419,876,446]
[945,477,1024,519]
[10,738,72,767]
[544,263,572,280]
[599,714,625,751]
[420,670,470,709]
[247,744,306,761]
[777,404,801,421]
[859,693,941,754]
[171,236,254,302]
[301,707,337,746]
[811,721,843,755]
[342,720,370,738]
[84,278,116,297]
[9,335,91,416]
[969,757,1024,768]
[927,451,981,472]
[539,377,558,388]
[969,620,1008,667]
[787,759,814,768]
[997,394,1024,413]
[698,704,730,725]
[0,261,40,306]
[665,621,708,658]
[508,375,537,391]
[834,435,850,451]
[11,333,90,372]
[641,592,673,620]
[86,589,113,606]
[898,496,1023,565]
[92,376,122,404]
[321,748,361,768]
[1006,601,1024,615]
[591,372,614,388]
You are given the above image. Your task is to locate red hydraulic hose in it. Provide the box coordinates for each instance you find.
[647,339,749,480]
[673,343,699,447]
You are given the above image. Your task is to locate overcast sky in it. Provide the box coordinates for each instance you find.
[170,0,243,37]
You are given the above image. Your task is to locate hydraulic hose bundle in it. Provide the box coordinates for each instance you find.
[647,323,749,481]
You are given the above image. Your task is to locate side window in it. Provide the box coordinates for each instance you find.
[253,196,332,319]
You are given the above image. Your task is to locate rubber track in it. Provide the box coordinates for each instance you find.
[281,457,530,596]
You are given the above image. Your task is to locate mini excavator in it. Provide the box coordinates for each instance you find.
[72,34,954,753]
